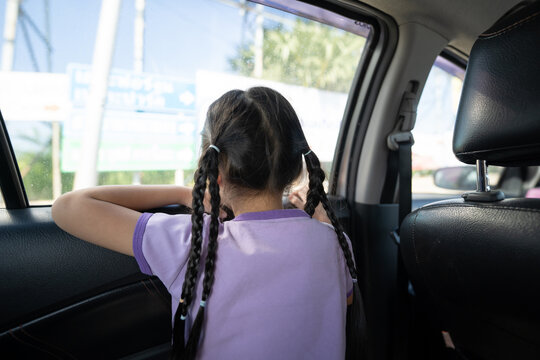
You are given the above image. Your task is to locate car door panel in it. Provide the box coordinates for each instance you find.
[1,280,170,359]
[0,207,173,359]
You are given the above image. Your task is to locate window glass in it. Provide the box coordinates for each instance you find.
[413,55,516,197]
[0,0,370,205]
[412,56,470,195]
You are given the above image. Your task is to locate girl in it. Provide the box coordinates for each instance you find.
[52,87,360,359]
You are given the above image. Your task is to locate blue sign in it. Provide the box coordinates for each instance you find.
[63,64,198,172]
[68,64,195,113]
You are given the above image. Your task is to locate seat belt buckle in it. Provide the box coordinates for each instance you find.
[387,131,414,151]
[386,87,418,151]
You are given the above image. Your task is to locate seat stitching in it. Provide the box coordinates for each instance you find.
[422,202,540,214]
[455,142,540,157]
[479,10,540,39]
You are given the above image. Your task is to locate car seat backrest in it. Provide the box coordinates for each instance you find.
[400,2,540,359]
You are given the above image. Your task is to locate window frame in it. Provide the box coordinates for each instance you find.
[332,3,398,200]
[0,111,28,209]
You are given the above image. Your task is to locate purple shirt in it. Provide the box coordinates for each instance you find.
[133,209,354,359]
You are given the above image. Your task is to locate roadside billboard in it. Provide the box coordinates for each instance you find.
[63,64,197,172]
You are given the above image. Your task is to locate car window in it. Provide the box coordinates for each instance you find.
[412,55,518,198]
[0,0,370,207]
[412,56,473,195]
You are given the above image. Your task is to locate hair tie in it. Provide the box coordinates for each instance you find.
[352,278,358,283]
[208,144,220,153]
[303,149,312,156]
[200,300,206,308]
[180,314,187,320]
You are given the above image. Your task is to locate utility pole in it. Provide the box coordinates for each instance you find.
[253,4,264,78]
[74,0,122,189]
[133,0,144,185]
[1,0,20,71]
[44,0,51,72]
[43,0,62,200]
[134,0,144,73]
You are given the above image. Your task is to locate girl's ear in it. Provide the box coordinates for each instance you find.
[217,174,222,186]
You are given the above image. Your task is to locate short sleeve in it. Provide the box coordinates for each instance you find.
[132,212,193,289]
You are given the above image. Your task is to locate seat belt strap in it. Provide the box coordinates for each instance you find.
[386,84,418,360]
[392,138,412,360]
[398,141,412,227]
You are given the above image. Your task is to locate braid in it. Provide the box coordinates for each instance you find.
[184,148,221,358]
[202,155,221,300]
[172,148,222,360]
[304,151,357,280]
[304,149,365,360]
[171,151,211,359]
[181,164,207,308]
[320,198,357,279]
[304,154,325,217]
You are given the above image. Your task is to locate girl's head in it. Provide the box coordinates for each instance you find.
[202,87,307,197]
[171,87,358,360]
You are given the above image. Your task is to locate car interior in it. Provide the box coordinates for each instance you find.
[1,0,539,359]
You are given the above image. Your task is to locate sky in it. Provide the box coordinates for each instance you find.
[0,0,255,79]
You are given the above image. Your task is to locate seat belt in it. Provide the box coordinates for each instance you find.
[384,83,418,360]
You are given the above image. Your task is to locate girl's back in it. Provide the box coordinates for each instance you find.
[135,209,352,359]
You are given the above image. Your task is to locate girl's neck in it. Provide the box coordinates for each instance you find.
[228,190,283,216]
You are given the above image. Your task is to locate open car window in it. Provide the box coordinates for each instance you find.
[0,0,371,207]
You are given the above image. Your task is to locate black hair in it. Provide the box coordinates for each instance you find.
[171,87,361,359]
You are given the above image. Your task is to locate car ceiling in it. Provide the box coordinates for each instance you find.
[356,0,523,55]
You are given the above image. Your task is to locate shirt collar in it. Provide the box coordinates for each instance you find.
[232,209,310,221]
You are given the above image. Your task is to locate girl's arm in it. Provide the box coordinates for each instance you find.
[51,185,193,256]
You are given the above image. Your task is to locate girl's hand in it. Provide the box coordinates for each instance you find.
[288,187,331,224]
[203,190,231,220]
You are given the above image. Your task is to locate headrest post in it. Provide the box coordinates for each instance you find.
[476,160,490,192]
[463,160,504,202]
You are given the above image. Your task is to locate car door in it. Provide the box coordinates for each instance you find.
[0,1,385,358]
[0,108,172,358]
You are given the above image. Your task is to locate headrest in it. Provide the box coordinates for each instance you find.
[453,1,540,166]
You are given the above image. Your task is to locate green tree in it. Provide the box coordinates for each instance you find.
[229,20,366,92]
[18,149,53,202]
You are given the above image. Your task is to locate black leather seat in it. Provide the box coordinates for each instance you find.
[400,2,540,359]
